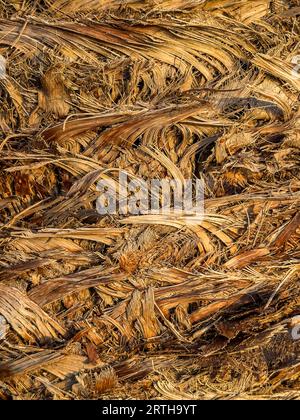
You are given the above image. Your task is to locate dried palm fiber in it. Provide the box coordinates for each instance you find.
[0,0,300,400]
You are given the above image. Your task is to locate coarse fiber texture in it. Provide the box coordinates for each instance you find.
[0,0,300,400]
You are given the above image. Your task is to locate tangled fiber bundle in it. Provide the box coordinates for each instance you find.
[0,0,300,400]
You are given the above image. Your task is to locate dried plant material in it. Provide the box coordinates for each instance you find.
[28,267,127,306]
[154,380,196,400]
[85,342,99,364]
[44,354,105,379]
[0,316,9,340]
[73,368,118,398]
[272,213,300,249]
[0,54,6,79]
[38,67,71,117]
[128,288,161,341]
[0,285,65,343]
[0,350,102,380]
[0,0,300,401]
[8,227,125,245]
[216,131,255,163]
[94,368,118,394]
[0,350,64,379]
[224,248,270,269]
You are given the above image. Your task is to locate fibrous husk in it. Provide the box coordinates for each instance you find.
[0,0,300,401]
